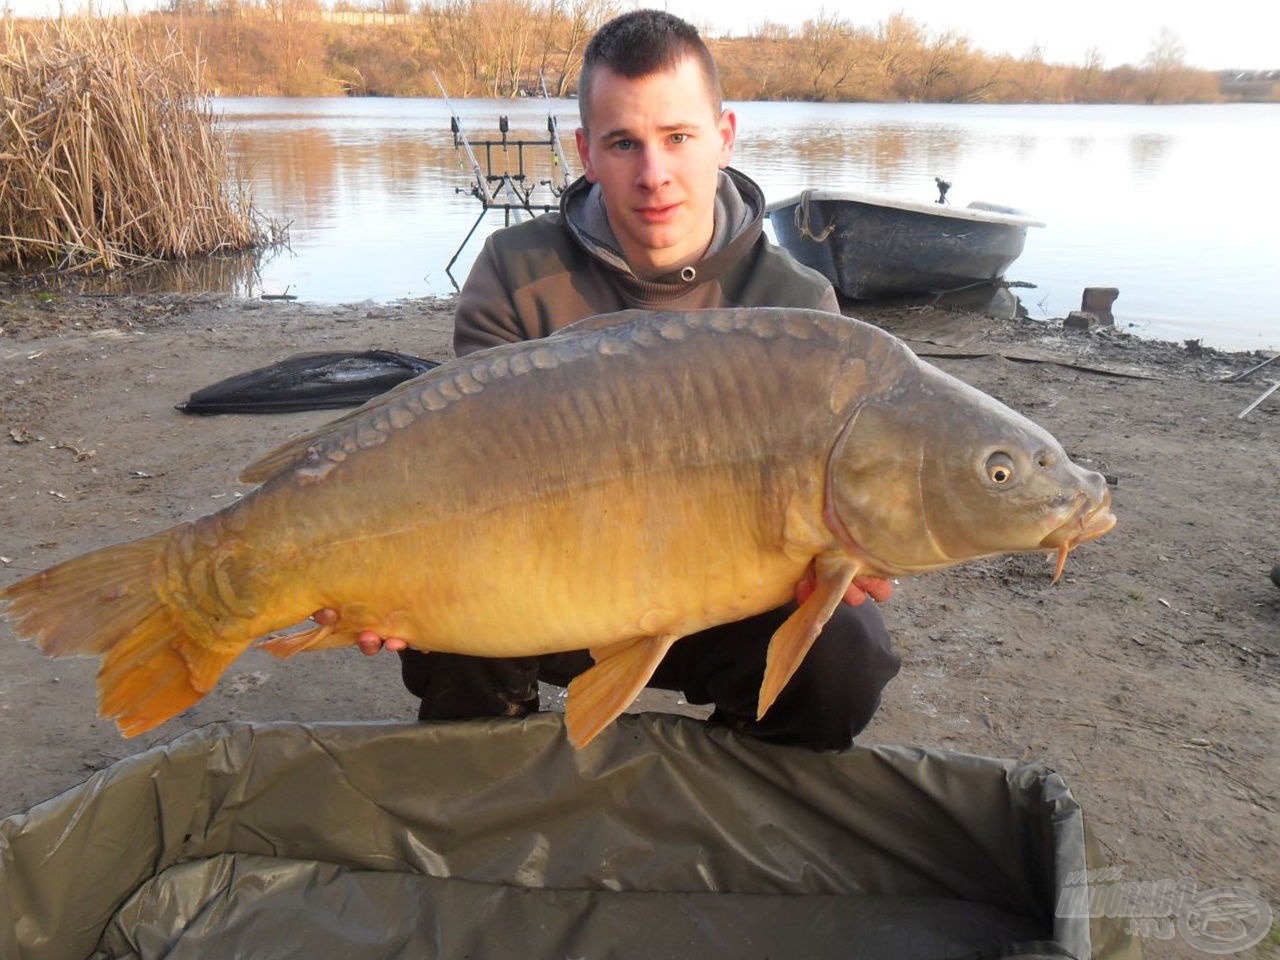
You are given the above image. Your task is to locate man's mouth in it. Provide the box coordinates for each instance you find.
[636,203,680,223]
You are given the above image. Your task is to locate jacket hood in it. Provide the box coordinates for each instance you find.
[560,168,766,301]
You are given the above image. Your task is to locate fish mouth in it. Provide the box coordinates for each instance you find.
[1039,490,1116,583]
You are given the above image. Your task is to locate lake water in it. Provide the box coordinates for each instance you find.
[158,99,1280,351]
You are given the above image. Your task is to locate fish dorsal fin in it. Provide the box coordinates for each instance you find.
[239,307,861,487]
[565,634,680,747]
[553,309,649,335]
[238,331,600,486]
[237,356,453,485]
[239,402,381,485]
[757,554,858,720]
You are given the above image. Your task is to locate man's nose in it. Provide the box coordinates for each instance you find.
[635,146,670,190]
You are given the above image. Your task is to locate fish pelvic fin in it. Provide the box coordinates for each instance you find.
[565,635,680,748]
[757,554,858,721]
[0,532,241,737]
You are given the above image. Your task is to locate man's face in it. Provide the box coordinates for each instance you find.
[575,56,736,278]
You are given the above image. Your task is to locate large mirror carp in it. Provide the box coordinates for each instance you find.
[1,308,1114,746]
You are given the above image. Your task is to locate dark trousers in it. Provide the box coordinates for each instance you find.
[399,602,900,750]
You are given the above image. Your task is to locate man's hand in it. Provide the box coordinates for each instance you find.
[794,567,893,607]
[310,607,407,655]
[359,632,407,654]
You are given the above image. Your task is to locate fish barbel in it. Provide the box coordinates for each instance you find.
[0,308,1114,746]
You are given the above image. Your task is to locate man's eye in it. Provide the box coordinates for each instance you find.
[612,139,634,151]
[669,133,688,144]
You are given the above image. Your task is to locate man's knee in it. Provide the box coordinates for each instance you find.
[699,601,899,750]
[808,602,901,693]
[399,650,540,721]
[758,602,899,748]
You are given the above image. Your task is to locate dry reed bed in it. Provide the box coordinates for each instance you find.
[0,17,263,272]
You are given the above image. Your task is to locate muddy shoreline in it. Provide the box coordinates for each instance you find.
[1,292,1276,956]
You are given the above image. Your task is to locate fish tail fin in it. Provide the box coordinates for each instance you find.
[1,532,240,737]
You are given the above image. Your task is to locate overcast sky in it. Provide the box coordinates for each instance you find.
[673,0,1278,70]
[5,0,1276,70]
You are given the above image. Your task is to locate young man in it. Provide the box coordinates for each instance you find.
[359,10,900,748]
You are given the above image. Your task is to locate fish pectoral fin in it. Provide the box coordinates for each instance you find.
[757,554,858,721]
[565,634,680,748]
[257,622,359,659]
[588,638,640,663]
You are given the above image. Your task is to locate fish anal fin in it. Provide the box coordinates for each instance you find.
[566,635,679,748]
[259,611,420,659]
[258,622,354,659]
[758,554,858,721]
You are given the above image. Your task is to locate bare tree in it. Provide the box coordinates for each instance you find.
[552,0,616,96]
[1076,45,1105,102]
[799,9,857,101]
[874,11,924,96]
[84,2,1232,105]
[1141,26,1189,102]
[912,29,968,101]
[752,19,791,43]
[423,0,484,96]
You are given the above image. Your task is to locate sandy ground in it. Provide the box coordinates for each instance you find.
[0,290,1276,956]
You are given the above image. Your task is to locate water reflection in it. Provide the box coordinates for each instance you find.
[746,124,968,195]
[16,98,1277,352]
[1126,134,1173,180]
[212,99,576,301]
[1010,134,1038,166]
[44,248,280,298]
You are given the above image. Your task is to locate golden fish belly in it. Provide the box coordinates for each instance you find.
[253,456,822,658]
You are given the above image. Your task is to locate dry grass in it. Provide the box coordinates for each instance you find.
[0,16,264,272]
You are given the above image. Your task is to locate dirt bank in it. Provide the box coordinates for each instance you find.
[1,291,1276,956]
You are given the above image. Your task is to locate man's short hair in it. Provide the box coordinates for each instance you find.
[578,10,722,129]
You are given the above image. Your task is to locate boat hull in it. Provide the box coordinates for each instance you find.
[768,190,1043,300]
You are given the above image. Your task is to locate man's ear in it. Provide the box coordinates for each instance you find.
[575,128,597,182]
[717,109,737,169]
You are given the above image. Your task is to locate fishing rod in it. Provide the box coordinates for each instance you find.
[539,71,573,195]
[433,71,493,205]
[437,72,575,288]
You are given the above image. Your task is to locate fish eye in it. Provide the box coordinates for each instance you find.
[985,452,1015,485]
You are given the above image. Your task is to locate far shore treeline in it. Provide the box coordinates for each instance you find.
[5,0,1276,104]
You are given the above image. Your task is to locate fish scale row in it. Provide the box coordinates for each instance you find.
[296,309,853,479]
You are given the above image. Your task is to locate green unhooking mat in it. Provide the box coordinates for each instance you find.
[0,715,1135,959]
